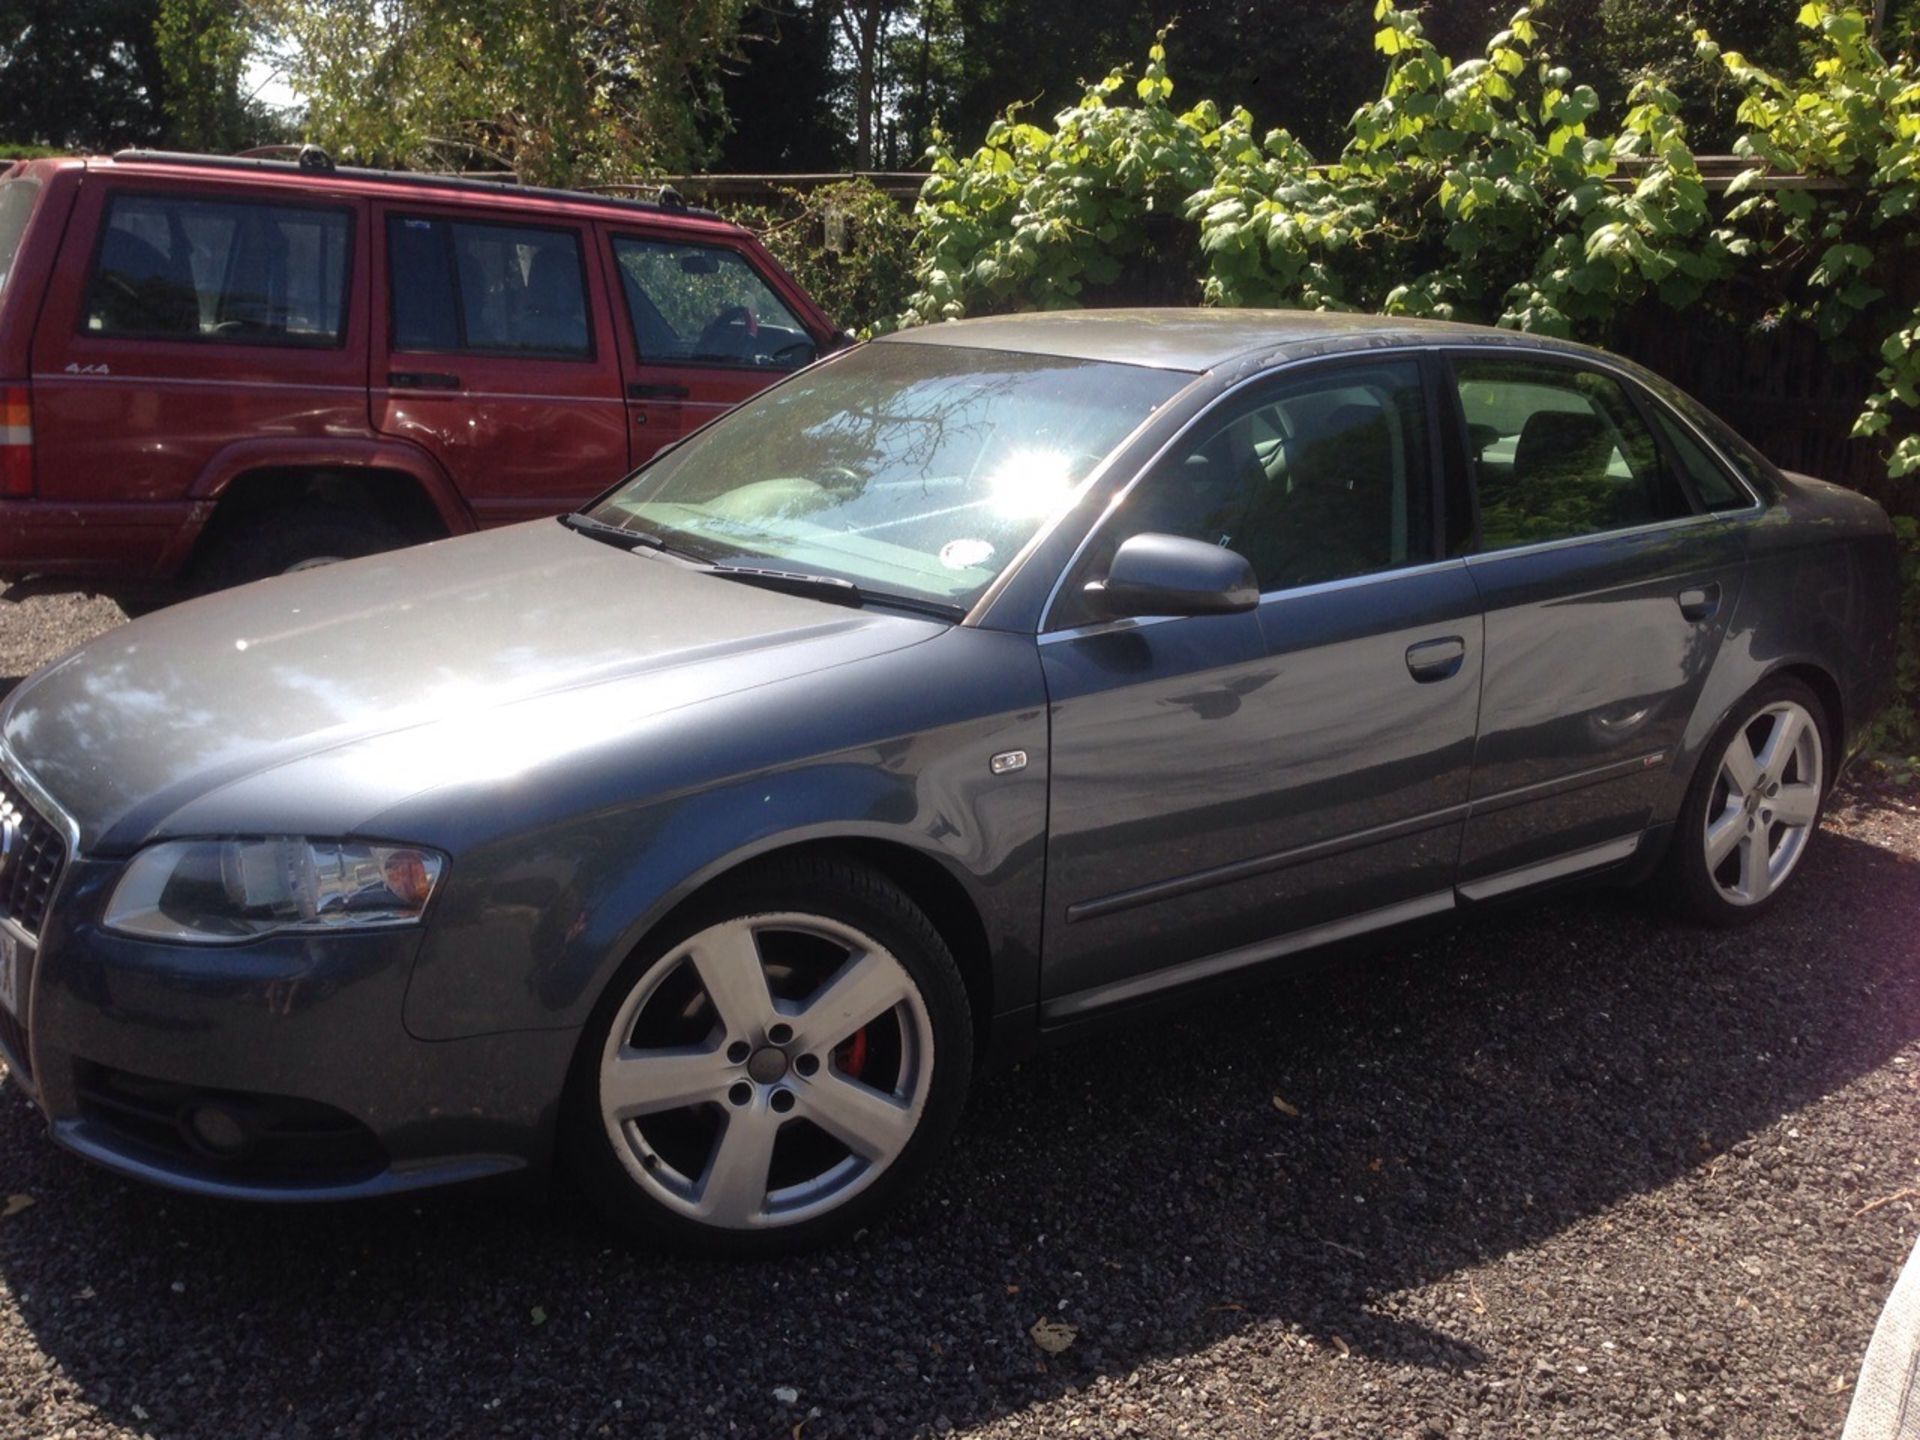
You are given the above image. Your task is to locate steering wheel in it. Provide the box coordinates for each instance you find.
[765,337,817,368]
[695,304,758,359]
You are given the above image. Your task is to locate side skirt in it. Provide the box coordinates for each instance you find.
[1037,831,1646,1025]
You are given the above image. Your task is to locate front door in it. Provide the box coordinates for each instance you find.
[1039,357,1484,1018]
[1446,352,1746,892]
[372,205,629,525]
[601,228,822,462]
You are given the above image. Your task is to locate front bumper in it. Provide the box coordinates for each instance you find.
[4,855,576,1201]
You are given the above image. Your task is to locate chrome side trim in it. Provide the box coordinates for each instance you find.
[34,372,367,397]
[1455,833,1643,902]
[1065,803,1470,922]
[1460,509,1742,567]
[1465,749,1668,817]
[1040,889,1456,1021]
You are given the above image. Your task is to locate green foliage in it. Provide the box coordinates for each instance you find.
[154,0,257,152]
[906,1,1920,467]
[910,4,1741,334]
[727,181,920,338]
[261,0,753,183]
[906,42,1240,322]
[1709,5,1920,478]
[906,3,1920,737]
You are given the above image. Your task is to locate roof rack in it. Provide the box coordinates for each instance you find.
[107,148,718,221]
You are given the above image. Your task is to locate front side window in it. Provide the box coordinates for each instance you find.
[83,192,349,345]
[1066,359,1435,615]
[586,342,1186,608]
[388,214,590,357]
[1455,358,1690,550]
[612,236,815,370]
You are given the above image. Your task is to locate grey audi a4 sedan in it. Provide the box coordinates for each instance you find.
[0,310,1899,1253]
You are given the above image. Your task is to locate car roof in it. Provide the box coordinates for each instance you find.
[879,307,1596,373]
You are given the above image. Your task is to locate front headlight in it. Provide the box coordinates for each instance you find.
[104,838,447,943]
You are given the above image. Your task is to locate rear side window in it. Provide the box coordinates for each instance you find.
[1647,403,1751,511]
[83,192,350,346]
[612,236,815,370]
[0,179,39,302]
[1453,358,1691,551]
[387,215,590,358]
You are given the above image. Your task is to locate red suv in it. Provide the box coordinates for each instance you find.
[0,149,838,589]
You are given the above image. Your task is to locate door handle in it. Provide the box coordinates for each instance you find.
[387,370,460,390]
[1678,583,1722,622]
[627,381,691,400]
[1406,635,1467,683]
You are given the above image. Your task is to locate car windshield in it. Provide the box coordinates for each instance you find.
[585,341,1189,609]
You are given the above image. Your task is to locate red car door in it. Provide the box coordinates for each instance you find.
[372,203,628,526]
[599,223,828,461]
[29,175,369,573]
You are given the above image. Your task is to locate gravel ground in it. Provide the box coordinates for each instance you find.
[3,589,1920,1440]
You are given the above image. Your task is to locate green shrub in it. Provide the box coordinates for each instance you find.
[903,2,1920,746]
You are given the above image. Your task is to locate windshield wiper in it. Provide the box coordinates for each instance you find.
[708,565,967,621]
[703,563,865,607]
[558,511,672,553]
[564,520,965,620]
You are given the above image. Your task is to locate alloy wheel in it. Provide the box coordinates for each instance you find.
[597,912,934,1230]
[1703,699,1823,907]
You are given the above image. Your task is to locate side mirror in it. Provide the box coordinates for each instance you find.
[1083,533,1259,620]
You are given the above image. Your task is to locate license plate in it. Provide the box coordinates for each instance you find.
[0,929,18,1020]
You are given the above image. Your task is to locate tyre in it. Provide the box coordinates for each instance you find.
[192,503,408,591]
[1667,675,1829,924]
[564,855,974,1256]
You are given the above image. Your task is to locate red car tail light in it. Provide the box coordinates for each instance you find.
[0,385,31,497]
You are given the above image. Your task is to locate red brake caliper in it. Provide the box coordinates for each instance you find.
[834,1027,870,1080]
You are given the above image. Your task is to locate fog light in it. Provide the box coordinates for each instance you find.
[185,1104,249,1155]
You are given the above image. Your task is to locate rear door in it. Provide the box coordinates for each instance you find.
[30,176,367,512]
[372,205,627,525]
[1448,351,1746,894]
[1038,356,1484,1017]
[600,226,823,461]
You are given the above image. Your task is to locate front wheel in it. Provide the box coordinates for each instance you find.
[191,503,407,591]
[1667,676,1828,924]
[565,856,973,1256]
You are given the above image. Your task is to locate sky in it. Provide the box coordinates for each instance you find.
[244,57,298,113]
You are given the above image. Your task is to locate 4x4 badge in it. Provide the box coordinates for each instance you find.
[63,363,110,375]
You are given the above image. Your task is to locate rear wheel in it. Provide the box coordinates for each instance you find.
[565,857,973,1255]
[1668,676,1828,924]
[191,503,407,591]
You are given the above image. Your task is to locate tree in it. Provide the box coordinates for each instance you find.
[715,0,847,170]
[0,0,167,150]
[831,0,907,168]
[154,0,263,152]
[261,0,755,183]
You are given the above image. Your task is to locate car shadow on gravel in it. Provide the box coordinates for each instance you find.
[3,829,1918,1438]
